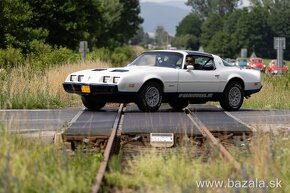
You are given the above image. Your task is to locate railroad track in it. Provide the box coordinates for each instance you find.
[61,104,253,193]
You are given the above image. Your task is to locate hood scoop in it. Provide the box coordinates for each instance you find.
[110,69,129,72]
[92,69,106,71]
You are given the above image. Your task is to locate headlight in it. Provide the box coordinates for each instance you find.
[78,75,84,82]
[103,76,110,83]
[113,77,120,83]
[70,75,77,82]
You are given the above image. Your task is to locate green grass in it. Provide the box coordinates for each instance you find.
[0,129,103,193]
[243,73,290,109]
[105,132,290,193]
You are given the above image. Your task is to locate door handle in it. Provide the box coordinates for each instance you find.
[215,74,220,78]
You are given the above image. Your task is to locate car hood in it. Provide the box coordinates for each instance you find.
[73,65,163,75]
[238,62,247,66]
[252,63,264,66]
[64,65,170,83]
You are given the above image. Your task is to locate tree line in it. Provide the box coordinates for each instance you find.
[1,0,290,61]
[172,0,290,59]
[0,0,143,53]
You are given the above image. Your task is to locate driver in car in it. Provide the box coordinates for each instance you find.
[185,56,196,69]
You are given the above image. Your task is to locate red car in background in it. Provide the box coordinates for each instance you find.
[267,60,288,75]
[247,57,266,72]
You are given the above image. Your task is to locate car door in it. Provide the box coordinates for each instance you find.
[178,55,222,93]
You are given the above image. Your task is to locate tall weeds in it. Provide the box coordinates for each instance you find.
[0,130,102,193]
[106,132,290,193]
[0,60,110,109]
[244,73,290,109]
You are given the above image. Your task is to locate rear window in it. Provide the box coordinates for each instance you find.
[222,59,235,67]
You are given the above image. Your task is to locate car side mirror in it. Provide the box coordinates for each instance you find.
[186,65,194,71]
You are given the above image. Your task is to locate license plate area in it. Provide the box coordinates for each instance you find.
[81,85,90,93]
[150,133,174,148]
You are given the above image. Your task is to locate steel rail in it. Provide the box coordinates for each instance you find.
[91,104,124,193]
[184,108,242,171]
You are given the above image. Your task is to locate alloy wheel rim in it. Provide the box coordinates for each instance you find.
[228,87,241,107]
[145,87,160,107]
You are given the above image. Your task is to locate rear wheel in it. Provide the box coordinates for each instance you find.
[136,82,162,112]
[168,100,188,111]
[81,96,106,110]
[219,81,244,111]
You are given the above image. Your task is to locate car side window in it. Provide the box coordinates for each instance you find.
[194,56,215,70]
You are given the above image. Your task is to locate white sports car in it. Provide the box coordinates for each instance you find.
[63,50,262,112]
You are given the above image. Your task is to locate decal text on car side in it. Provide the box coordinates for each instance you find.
[178,94,213,98]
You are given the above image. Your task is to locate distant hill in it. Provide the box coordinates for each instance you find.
[140,2,191,36]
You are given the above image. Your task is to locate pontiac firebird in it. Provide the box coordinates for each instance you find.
[63,50,262,112]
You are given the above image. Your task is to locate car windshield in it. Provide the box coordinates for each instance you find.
[272,60,286,66]
[239,59,247,63]
[129,52,183,68]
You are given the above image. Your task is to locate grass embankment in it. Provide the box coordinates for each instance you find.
[0,129,102,193]
[105,132,290,193]
[243,73,290,109]
[0,60,110,109]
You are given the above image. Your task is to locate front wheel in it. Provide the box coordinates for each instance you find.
[81,96,106,110]
[136,82,162,112]
[219,81,244,111]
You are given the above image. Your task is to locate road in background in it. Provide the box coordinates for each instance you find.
[0,108,79,133]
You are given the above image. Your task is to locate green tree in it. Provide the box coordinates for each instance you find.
[207,31,235,58]
[0,0,143,51]
[176,13,202,37]
[249,0,290,10]
[222,9,248,56]
[186,0,239,18]
[0,0,47,51]
[172,34,199,50]
[110,0,143,46]
[27,0,105,49]
[268,8,290,59]
[200,14,224,50]
[234,7,272,58]
[130,26,154,46]
[0,1,4,47]
[174,13,202,50]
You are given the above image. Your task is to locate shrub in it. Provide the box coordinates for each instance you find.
[0,47,24,70]
[87,46,137,67]
[27,41,80,71]
[87,47,111,62]
[111,46,135,67]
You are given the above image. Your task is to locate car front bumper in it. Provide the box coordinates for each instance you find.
[63,83,137,102]
[63,83,118,95]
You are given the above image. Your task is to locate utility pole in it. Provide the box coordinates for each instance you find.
[274,37,286,75]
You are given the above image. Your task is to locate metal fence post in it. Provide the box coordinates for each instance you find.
[79,41,89,61]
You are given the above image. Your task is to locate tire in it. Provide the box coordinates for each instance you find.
[136,82,162,112]
[219,81,244,111]
[81,96,106,110]
[169,100,188,111]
